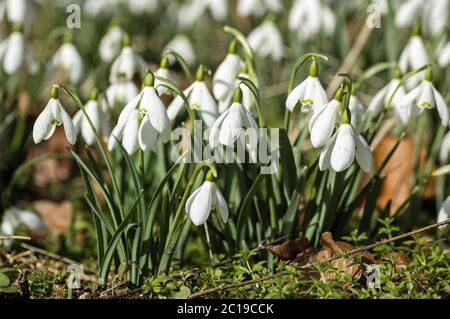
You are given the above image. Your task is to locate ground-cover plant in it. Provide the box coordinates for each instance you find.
[0,0,449,296]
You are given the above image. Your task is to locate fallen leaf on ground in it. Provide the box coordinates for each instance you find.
[266,237,310,260]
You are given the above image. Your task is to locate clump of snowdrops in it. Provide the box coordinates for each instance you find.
[0,0,449,286]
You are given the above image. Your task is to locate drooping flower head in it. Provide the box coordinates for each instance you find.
[163,34,196,67]
[73,89,110,146]
[212,40,244,113]
[319,107,373,173]
[398,25,429,89]
[247,19,284,62]
[185,170,229,226]
[399,67,449,127]
[0,23,38,75]
[109,33,147,83]
[108,71,171,155]
[368,68,406,121]
[50,32,84,84]
[33,85,76,145]
[167,64,219,127]
[99,24,124,63]
[154,56,178,96]
[286,57,328,113]
[209,86,259,156]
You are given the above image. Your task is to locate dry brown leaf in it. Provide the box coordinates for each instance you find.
[315,232,362,281]
[33,200,72,237]
[374,136,435,214]
[383,251,411,272]
[267,237,310,260]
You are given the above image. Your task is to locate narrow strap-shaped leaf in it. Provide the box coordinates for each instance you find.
[236,173,264,247]
[99,189,144,284]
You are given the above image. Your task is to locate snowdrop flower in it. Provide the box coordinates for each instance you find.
[349,93,366,127]
[163,34,196,66]
[309,87,343,148]
[212,40,244,113]
[167,65,218,127]
[108,71,171,155]
[105,76,139,110]
[109,34,147,83]
[424,0,449,37]
[4,0,30,24]
[154,56,178,96]
[285,58,328,113]
[248,20,284,62]
[367,71,407,120]
[437,196,450,228]
[185,171,228,226]
[399,31,429,89]
[50,34,84,84]
[1,206,47,249]
[72,90,110,145]
[33,86,76,145]
[399,68,449,127]
[438,42,450,68]
[209,87,258,149]
[84,0,117,17]
[99,25,124,63]
[177,0,227,29]
[127,0,159,15]
[395,0,422,28]
[319,110,373,173]
[237,0,282,18]
[289,0,336,41]
[440,131,450,162]
[0,25,38,75]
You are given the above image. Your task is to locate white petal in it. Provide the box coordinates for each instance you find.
[433,87,449,127]
[213,54,242,101]
[213,185,229,223]
[310,100,339,148]
[368,84,389,116]
[138,115,158,152]
[285,79,307,112]
[330,124,355,172]
[209,107,230,148]
[185,187,202,215]
[72,110,83,134]
[122,109,139,155]
[219,103,243,146]
[59,103,76,145]
[438,196,450,228]
[33,102,53,144]
[3,32,24,74]
[187,182,213,226]
[108,124,123,151]
[353,128,373,173]
[319,131,337,171]
[400,85,422,109]
[117,92,142,129]
[439,131,450,162]
[438,42,450,67]
[197,82,219,127]
[141,87,170,134]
